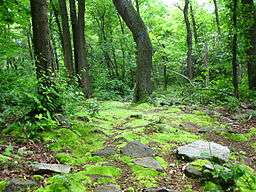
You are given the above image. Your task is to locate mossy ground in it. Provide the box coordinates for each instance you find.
[35,100,225,191]
[1,100,256,191]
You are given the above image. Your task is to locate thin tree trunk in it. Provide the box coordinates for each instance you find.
[232,0,239,97]
[189,3,198,44]
[204,43,209,87]
[213,0,221,35]
[241,0,256,90]
[69,0,92,98]
[59,0,74,77]
[184,0,193,79]
[113,0,153,102]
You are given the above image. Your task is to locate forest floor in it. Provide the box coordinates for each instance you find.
[0,100,256,191]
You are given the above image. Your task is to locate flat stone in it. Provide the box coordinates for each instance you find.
[92,146,116,157]
[94,184,122,192]
[177,140,230,162]
[142,188,175,192]
[4,179,37,192]
[31,163,71,174]
[122,141,155,158]
[134,157,163,172]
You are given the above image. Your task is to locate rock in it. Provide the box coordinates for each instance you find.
[130,114,143,119]
[184,164,203,178]
[31,163,71,174]
[122,141,155,158]
[177,140,230,162]
[134,157,163,172]
[94,184,122,192]
[142,188,175,192]
[4,179,36,192]
[92,146,116,157]
[53,113,71,128]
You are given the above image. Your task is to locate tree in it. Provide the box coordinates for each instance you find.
[69,0,92,98]
[232,0,239,97]
[113,0,153,102]
[213,0,221,34]
[59,0,74,77]
[241,0,256,90]
[30,0,60,113]
[184,0,193,79]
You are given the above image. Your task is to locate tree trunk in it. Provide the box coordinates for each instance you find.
[189,3,198,44]
[30,0,60,113]
[213,0,221,35]
[232,0,239,97]
[184,0,193,79]
[69,0,92,98]
[241,0,256,90]
[113,0,153,102]
[59,0,74,77]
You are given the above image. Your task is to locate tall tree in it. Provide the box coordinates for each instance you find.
[184,0,193,79]
[113,0,153,102]
[189,2,198,44]
[59,0,74,77]
[30,0,60,113]
[69,0,92,98]
[213,0,221,34]
[232,0,239,97]
[241,0,256,90]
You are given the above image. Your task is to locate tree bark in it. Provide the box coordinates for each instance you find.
[69,0,92,98]
[184,0,193,79]
[59,0,74,77]
[232,0,239,97]
[213,0,221,35]
[30,0,60,113]
[189,3,198,44]
[241,0,256,90]
[113,0,153,102]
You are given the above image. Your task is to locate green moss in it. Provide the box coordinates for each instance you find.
[155,156,168,169]
[36,173,91,192]
[83,165,122,178]
[191,159,211,171]
[0,180,8,192]
[33,175,44,182]
[225,128,256,142]
[204,182,223,192]
[150,130,200,144]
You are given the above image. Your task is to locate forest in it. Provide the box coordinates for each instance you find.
[0,0,256,191]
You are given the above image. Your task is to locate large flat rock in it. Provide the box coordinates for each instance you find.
[31,163,71,174]
[94,184,122,192]
[92,146,116,157]
[134,157,163,172]
[142,188,176,192]
[177,140,230,162]
[122,141,155,158]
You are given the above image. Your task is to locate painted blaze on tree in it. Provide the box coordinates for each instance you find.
[113,0,153,102]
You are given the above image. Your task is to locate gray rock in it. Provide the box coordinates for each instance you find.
[4,179,37,192]
[122,141,155,158]
[92,146,116,157]
[177,140,230,162]
[134,157,163,172]
[53,113,71,128]
[94,184,122,192]
[31,163,71,174]
[142,188,175,192]
[185,165,203,178]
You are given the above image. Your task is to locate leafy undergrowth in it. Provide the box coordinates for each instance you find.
[1,100,256,191]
